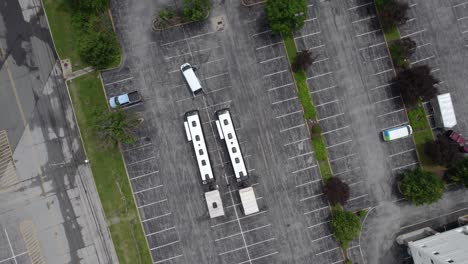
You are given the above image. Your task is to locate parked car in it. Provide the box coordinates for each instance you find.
[109,91,142,109]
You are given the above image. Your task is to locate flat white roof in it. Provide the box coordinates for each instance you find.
[216,110,248,180]
[239,187,259,215]
[185,112,214,183]
[435,93,457,128]
[205,190,224,218]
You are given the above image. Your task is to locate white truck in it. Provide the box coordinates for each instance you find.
[431,93,457,129]
[239,187,259,215]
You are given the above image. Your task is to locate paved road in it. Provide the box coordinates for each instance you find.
[0,0,117,263]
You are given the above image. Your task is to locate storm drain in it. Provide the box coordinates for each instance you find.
[0,130,18,191]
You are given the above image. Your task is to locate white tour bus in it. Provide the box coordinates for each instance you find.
[180,63,202,95]
[184,111,214,184]
[215,109,248,182]
[382,125,413,141]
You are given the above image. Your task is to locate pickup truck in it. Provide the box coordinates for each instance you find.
[109,91,141,109]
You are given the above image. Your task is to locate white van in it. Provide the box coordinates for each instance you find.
[382,125,413,141]
[180,63,202,95]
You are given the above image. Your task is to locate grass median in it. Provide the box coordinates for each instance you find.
[283,34,332,182]
[68,73,152,264]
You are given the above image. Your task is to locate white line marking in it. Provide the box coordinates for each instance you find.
[415,42,431,49]
[310,234,333,242]
[356,29,380,37]
[316,246,340,256]
[105,77,133,86]
[389,148,416,157]
[311,85,337,94]
[294,31,321,39]
[312,57,329,64]
[276,110,303,119]
[322,125,350,135]
[123,142,152,152]
[307,71,333,80]
[238,251,279,264]
[377,108,405,117]
[260,56,284,64]
[358,42,386,51]
[296,179,321,188]
[400,206,468,230]
[150,240,179,250]
[292,165,318,174]
[215,232,242,242]
[247,237,276,247]
[373,69,393,76]
[225,197,263,209]
[373,55,389,61]
[200,100,232,110]
[284,137,309,146]
[454,1,468,8]
[134,184,164,194]
[137,199,167,209]
[146,227,176,237]
[410,55,435,65]
[317,113,344,121]
[268,83,294,92]
[154,254,183,263]
[300,193,324,202]
[263,69,288,78]
[352,15,376,23]
[272,96,297,105]
[308,221,330,229]
[162,31,215,46]
[315,99,339,107]
[371,82,394,91]
[310,44,325,50]
[334,167,361,176]
[392,162,419,171]
[326,139,352,149]
[251,29,271,37]
[127,156,156,166]
[4,229,18,264]
[380,122,409,131]
[0,252,28,264]
[373,96,400,104]
[304,17,318,22]
[141,212,171,223]
[219,246,244,256]
[304,206,329,215]
[329,153,356,163]
[210,211,267,228]
[457,15,468,21]
[256,42,283,50]
[280,123,305,133]
[348,194,368,201]
[288,151,314,160]
[348,2,373,10]
[400,29,426,38]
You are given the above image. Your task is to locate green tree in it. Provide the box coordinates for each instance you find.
[331,205,361,248]
[182,0,212,22]
[393,65,439,106]
[292,49,314,72]
[78,29,119,69]
[399,168,444,205]
[447,158,468,188]
[92,109,139,146]
[265,0,307,35]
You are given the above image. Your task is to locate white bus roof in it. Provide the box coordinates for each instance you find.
[185,111,214,184]
[434,93,457,128]
[239,187,259,215]
[215,109,248,180]
[205,190,224,218]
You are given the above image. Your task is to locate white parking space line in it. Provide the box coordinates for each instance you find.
[317,113,344,121]
[410,55,435,65]
[288,151,314,160]
[373,96,401,104]
[400,206,468,230]
[130,171,159,181]
[292,165,318,174]
[272,96,298,105]
[276,110,303,119]
[356,29,381,37]
[454,1,468,8]
[371,82,394,91]
[137,199,167,209]
[146,227,176,237]
[409,3,417,7]
[316,246,340,256]
[222,182,258,195]
[348,194,368,202]
[200,100,232,110]
[127,156,156,166]
[304,206,329,215]
[358,42,386,51]
[247,237,276,248]
[161,31,215,46]
[307,71,333,80]
[352,15,376,23]
[219,246,244,256]
[373,55,389,61]
[329,153,356,163]
[415,42,431,49]
[104,77,133,86]
[377,109,405,118]
[215,232,242,242]
[311,85,336,94]
[310,44,325,50]
[400,29,426,38]
[210,211,267,228]
[296,179,321,188]
[300,193,324,202]
[284,137,309,146]
[295,31,321,39]
[310,234,333,242]
[238,251,279,264]
[326,139,352,149]
[263,69,289,78]
[279,123,305,133]
[268,83,293,92]
[225,197,263,209]
[322,125,350,135]
[389,148,416,157]
[260,56,284,64]
[392,162,419,171]
[4,229,22,264]
[312,57,329,64]
[256,41,283,50]
[315,99,339,107]
[348,2,373,10]
[308,221,330,229]
[154,254,183,263]
[150,240,180,250]
[334,167,361,176]
[381,122,408,131]
[373,69,393,76]
[123,142,152,152]
[133,184,164,194]
[217,224,271,242]
[251,29,271,37]
[304,17,318,22]
[141,212,171,223]
[0,251,28,264]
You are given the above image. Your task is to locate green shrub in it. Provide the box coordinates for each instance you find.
[400,168,444,205]
[182,0,211,22]
[311,123,322,137]
[447,158,468,188]
[78,28,119,68]
[71,0,109,13]
[356,209,367,219]
[265,0,307,35]
[159,7,175,21]
[331,205,361,248]
[389,38,416,69]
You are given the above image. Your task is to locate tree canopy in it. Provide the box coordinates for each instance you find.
[399,168,444,205]
[377,0,409,31]
[424,134,462,167]
[324,177,350,206]
[393,65,439,106]
[446,158,468,188]
[389,38,416,69]
[292,49,314,72]
[92,109,139,146]
[265,0,307,35]
[182,0,212,22]
[331,205,361,248]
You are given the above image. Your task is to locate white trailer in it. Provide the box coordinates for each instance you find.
[205,190,224,218]
[238,187,259,215]
[431,93,457,129]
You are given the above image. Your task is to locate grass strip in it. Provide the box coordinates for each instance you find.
[283,34,332,181]
[407,105,438,170]
[68,73,152,264]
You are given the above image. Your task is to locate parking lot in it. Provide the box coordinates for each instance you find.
[102,0,347,262]
[0,226,31,264]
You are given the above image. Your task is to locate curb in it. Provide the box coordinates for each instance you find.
[241,0,266,7]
